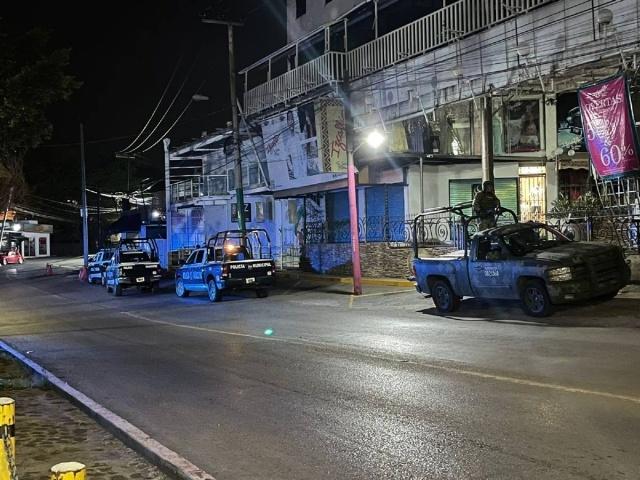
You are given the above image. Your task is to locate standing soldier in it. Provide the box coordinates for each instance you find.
[473,181,501,230]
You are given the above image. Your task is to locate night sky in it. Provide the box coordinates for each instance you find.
[3,1,285,200]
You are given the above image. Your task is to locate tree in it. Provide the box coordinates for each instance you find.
[0,24,80,207]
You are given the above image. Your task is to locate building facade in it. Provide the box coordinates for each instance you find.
[167,0,640,276]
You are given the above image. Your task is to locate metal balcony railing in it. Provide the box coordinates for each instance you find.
[346,0,553,79]
[170,175,229,203]
[244,52,345,116]
[242,0,556,116]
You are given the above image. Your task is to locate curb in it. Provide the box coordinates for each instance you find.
[277,270,413,288]
[0,340,216,480]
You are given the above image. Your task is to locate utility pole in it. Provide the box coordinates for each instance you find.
[0,186,14,252]
[342,72,362,296]
[96,187,101,248]
[80,123,89,268]
[202,17,245,233]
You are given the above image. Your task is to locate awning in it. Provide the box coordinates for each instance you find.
[273,179,349,199]
[559,158,590,170]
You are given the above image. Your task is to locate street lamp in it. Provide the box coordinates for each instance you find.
[346,127,387,296]
[365,130,386,150]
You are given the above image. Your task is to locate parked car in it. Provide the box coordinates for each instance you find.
[411,207,630,317]
[87,248,114,285]
[104,239,162,296]
[0,249,24,266]
[175,229,275,302]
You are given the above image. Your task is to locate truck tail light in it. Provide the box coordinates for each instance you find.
[222,265,229,278]
[411,264,417,277]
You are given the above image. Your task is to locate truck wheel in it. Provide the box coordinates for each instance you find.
[207,279,222,303]
[431,279,460,313]
[520,280,552,317]
[256,288,269,298]
[114,283,123,297]
[176,279,189,297]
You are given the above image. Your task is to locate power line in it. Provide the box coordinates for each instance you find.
[141,81,207,152]
[124,49,204,153]
[117,53,185,153]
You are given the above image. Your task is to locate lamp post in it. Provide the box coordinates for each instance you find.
[344,92,386,295]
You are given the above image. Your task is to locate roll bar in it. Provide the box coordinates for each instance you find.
[412,206,518,258]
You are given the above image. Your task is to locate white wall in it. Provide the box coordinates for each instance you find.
[407,163,519,214]
[287,0,360,42]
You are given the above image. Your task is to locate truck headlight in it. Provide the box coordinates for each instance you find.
[548,267,573,282]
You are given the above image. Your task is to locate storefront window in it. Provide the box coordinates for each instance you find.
[493,97,543,154]
[557,93,586,152]
[436,101,472,156]
[38,237,47,256]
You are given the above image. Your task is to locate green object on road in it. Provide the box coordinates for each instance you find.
[263,328,274,336]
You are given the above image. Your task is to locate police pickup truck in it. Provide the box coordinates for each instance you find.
[411,207,630,317]
[104,239,162,296]
[175,229,275,302]
[87,248,114,285]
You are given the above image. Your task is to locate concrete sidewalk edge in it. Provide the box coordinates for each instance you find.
[0,340,217,480]
[277,270,414,288]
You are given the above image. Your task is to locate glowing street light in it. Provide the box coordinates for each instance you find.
[365,130,386,149]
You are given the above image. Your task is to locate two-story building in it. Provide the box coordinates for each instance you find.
[166,0,640,276]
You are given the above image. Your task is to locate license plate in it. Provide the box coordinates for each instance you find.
[246,277,255,284]
[136,277,145,283]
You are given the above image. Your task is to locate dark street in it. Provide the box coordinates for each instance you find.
[0,260,638,479]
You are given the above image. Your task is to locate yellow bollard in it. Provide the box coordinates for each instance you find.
[50,462,86,480]
[0,397,15,480]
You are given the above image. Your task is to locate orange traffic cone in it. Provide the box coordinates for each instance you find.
[46,263,53,276]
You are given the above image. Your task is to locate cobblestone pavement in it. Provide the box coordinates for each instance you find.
[0,355,168,480]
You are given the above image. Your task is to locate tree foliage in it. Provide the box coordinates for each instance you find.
[0,24,80,205]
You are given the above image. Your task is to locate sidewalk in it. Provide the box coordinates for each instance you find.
[0,353,169,480]
[276,269,413,288]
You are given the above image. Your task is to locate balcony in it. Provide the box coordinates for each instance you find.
[170,175,229,203]
[242,0,554,116]
[244,52,344,116]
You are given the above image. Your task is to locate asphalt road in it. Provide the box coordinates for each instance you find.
[1,259,639,479]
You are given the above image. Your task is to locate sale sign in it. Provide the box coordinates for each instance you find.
[578,75,640,178]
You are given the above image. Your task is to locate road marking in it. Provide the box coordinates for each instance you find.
[121,311,640,406]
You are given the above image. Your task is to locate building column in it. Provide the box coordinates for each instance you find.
[544,94,559,207]
[481,96,494,183]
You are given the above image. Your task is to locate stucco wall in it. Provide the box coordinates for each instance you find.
[406,162,520,214]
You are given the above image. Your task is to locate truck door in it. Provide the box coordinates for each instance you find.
[181,250,199,290]
[192,249,206,287]
[468,237,516,299]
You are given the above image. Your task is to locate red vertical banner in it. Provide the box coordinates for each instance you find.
[578,75,640,178]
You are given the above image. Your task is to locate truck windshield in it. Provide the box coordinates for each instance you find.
[121,251,150,262]
[502,225,570,256]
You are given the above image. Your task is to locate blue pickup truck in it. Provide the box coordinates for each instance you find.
[411,208,630,317]
[175,229,276,302]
